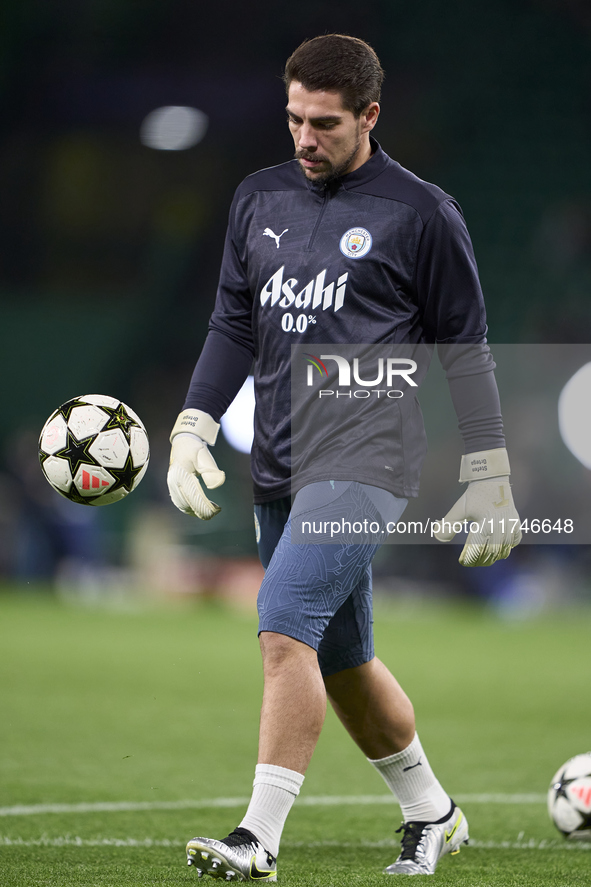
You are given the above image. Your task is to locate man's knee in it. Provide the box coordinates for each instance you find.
[324,657,375,690]
[325,658,415,717]
[259,631,317,673]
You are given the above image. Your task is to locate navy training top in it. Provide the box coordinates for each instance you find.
[184,139,504,502]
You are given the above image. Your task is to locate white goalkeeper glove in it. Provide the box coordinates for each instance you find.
[167,410,225,520]
[434,447,521,567]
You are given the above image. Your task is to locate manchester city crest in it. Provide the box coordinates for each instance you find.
[339,227,373,259]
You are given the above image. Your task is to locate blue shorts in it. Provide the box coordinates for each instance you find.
[254,481,407,677]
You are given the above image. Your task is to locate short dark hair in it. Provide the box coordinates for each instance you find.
[283,34,384,117]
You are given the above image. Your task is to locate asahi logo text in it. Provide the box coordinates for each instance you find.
[306,354,418,399]
[260,266,348,313]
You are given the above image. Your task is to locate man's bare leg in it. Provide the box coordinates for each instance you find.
[218,632,325,859]
[257,631,327,772]
[325,656,452,824]
[324,656,415,758]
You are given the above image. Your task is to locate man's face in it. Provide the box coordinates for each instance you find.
[287,82,378,185]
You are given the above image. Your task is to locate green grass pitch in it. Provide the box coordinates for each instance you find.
[0,587,589,886]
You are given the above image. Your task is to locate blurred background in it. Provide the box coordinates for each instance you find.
[2,0,591,615]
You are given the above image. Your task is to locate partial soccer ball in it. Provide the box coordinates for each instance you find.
[548,752,591,840]
[39,394,149,506]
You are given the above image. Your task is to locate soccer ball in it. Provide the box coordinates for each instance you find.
[39,394,149,506]
[548,752,591,840]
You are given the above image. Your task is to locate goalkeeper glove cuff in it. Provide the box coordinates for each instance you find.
[170,409,221,447]
[459,447,511,482]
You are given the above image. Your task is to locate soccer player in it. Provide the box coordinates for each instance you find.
[167,35,520,880]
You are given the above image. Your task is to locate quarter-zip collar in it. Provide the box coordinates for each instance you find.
[305,138,389,197]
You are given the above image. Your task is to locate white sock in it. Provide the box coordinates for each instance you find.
[238,764,305,857]
[368,733,452,822]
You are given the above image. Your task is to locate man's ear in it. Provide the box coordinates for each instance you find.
[361,102,380,134]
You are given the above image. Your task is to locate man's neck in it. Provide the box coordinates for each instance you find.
[345,134,374,175]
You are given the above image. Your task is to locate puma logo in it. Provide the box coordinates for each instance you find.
[263,227,288,248]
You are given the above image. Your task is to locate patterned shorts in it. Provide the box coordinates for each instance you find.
[254,481,407,677]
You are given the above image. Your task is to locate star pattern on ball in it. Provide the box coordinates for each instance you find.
[553,769,579,803]
[101,403,141,440]
[109,451,145,494]
[52,428,97,478]
[56,397,88,423]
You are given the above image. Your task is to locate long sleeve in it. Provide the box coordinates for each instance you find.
[183,329,253,422]
[182,190,256,422]
[415,199,505,452]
